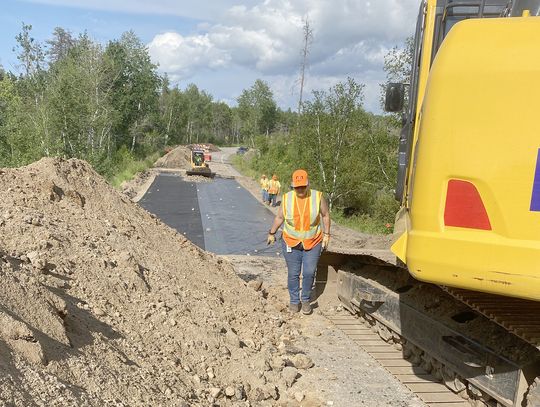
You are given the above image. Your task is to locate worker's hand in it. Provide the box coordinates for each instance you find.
[322,233,330,250]
[267,233,276,245]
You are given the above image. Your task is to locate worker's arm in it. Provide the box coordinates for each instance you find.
[269,205,285,234]
[320,196,331,249]
[267,206,284,245]
[320,196,331,234]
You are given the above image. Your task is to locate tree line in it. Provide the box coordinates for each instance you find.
[242,77,401,233]
[0,24,288,178]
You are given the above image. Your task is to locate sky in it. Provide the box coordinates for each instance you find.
[0,0,419,113]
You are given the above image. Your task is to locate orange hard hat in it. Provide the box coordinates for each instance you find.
[272,174,278,180]
[292,169,308,187]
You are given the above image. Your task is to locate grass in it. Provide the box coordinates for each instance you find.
[331,209,394,235]
[109,151,161,188]
[231,155,259,179]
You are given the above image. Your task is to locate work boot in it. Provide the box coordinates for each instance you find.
[289,303,300,313]
[301,302,312,315]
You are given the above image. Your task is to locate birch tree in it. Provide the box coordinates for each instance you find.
[299,77,365,210]
[297,17,313,116]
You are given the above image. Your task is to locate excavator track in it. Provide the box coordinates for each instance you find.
[442,288,540,350]
[320,250,540,407]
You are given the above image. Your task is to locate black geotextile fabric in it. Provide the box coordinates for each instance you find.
[138,173,205,250]
[139,175,279,256]
[197,178,277,256]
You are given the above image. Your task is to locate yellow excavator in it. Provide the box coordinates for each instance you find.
[186,149,214,178]
[323,1,540,406]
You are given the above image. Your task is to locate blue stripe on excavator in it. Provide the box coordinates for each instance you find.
[531,149,540,212]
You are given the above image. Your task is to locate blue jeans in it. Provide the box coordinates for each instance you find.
[261,189,269,202]
[282,241,322,304]
[269,193,277,206]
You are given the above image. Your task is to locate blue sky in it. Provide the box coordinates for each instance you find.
[0,1,199,70]
[0,0,419,113]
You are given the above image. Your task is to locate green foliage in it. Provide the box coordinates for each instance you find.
[237,79,278,141]
[332,210,394,235]
[108,148,162,188]
[236,78,400,235]
[380,36,414,111]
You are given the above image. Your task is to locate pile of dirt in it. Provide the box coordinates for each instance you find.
[154,146,191,169]
[182,174,214,183]
[120,168,157,199]
[0,158,311,406]
[188,144,221,152]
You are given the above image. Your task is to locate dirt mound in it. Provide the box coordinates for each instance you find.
[0,158,303,406]
[154,145,191,169]
[120,168,157,198]
[188,144,221,152]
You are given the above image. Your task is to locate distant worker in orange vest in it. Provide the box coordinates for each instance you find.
[266,169,331,314]
[267,174,281,207]
[259,174,269,203]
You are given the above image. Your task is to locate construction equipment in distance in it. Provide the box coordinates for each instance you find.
[186,149,215,178]
[324,1,540,406]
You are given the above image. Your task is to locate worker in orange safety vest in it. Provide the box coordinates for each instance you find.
[267,174,281,207]
[266,169,331,314]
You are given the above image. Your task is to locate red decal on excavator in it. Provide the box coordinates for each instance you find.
[444,180,491,230]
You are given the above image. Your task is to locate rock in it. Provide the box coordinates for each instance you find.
[225,330,241,348]
[247,278,263,291]
[93,308,106,317]
[26,251,39,263]
[250,387,265,401]
[294,392,305,402]
[271,356,285,371]
[264,384,279,400]
[281,366,298,387]
[225,387,235,397]
[235,385,246,400]
[291,354,314,369]
[243,338,256,349]
[209,387,221,399]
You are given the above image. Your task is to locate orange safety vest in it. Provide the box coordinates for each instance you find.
[282,189,322,250]
[268,180,280,194]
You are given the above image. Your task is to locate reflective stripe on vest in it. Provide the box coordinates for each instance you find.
[282,189,322,241]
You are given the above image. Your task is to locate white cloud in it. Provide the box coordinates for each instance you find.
[147,0,418,112]
[148,32,230,80]
[25,0,420,112]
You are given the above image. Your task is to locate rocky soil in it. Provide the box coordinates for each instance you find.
[154,145,192,169]
[0,158,329,406]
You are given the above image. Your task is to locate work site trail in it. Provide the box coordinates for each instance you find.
[130,146,432,407]
[139,174,276,255]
